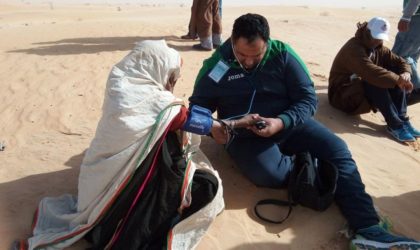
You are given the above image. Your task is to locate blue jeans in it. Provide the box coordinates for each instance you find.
[226,118,379,231]
[363,82,408,129]
[219,0,222,17]
[392,16,420,89]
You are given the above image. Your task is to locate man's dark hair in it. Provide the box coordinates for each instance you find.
[232,13,270,43]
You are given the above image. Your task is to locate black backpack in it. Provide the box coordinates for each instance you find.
[254,152,338,224]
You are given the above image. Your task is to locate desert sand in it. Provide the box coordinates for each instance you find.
[0,2,419,250]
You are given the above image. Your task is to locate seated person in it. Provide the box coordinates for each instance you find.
[189,13,420,249]
[328,17,420,143]
[14,40,224,250]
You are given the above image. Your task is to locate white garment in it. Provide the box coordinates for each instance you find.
[77,39,181,211]
[27,40,224,250]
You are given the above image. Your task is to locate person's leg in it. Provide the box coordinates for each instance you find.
[181,0,198,39]
[392,29,411,57]
[392,16,420,89]
[226,137,293,188]
[279,119,420,248]
[392,18,419,97]
[387,85,408,120]
[363,82,405,129]
[407,57,419,89]
[218,0,222,18]
[211,0,222,47]
[393,85,420,137]
[278,119,379,231]
[363,82,416,141]
[409,24,420,89]
[407,25,420,104]
[387,86,420,137]
[194,0,213,50]
[391,17,420,58]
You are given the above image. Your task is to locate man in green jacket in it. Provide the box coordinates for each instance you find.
[191,13,420,250]
[328,17,420,143]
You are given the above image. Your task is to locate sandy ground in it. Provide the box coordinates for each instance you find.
[0,2,419,250]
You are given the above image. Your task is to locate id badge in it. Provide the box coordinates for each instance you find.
[208,60,229,83]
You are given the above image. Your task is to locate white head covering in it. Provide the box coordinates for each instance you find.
[122,40,181,90]
[78,40,182,210]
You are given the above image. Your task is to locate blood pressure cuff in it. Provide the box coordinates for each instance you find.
[182,105,213,135]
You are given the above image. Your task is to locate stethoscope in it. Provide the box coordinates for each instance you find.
[222,40,265,148]
[224,40,263,120]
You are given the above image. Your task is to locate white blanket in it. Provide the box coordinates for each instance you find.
[27,40,224,250]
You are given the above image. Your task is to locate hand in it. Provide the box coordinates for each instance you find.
[210,121,229,144]
[404,81,414,92]
[398,19,410,32]
[165,72,178,93]
[246,114,284,137]
[227,114,257,128]
[400,72,411,82]
[397,73,414,93]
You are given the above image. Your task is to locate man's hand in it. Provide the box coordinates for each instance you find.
[397,72,414,92]
[228,114,257,128]
[246,114,284,137]
[398,19,410,32]
[210,120,229,144]
[400,72,411,82]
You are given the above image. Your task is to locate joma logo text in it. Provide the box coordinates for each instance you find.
[227,73,245,81]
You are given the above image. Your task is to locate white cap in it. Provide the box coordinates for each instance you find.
[367,17,390,41]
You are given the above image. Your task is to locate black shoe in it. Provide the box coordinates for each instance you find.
[180,33,198,40]
[192,44,212,51]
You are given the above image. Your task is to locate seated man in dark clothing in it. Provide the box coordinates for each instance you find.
[189,13,420,249]
[328,16,420,143]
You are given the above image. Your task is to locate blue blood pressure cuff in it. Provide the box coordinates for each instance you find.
[182,105,213,135]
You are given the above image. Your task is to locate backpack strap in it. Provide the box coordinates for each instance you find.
[254,198,294,224]
[253,152,306,224]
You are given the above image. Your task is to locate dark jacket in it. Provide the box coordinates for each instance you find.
[328,23,411,114]
[189,38,317,137]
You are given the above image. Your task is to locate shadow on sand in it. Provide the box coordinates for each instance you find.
[7,36,198,55]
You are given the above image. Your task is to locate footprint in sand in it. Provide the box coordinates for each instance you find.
[320,11,330,17]
[307,61,320,66]
[311,73,328,81]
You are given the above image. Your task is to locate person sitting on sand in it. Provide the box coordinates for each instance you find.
[13,40,226,250]
[328,17,420,143]
[188,13,420,249]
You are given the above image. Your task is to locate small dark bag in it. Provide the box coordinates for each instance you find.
[254,152,338,224]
